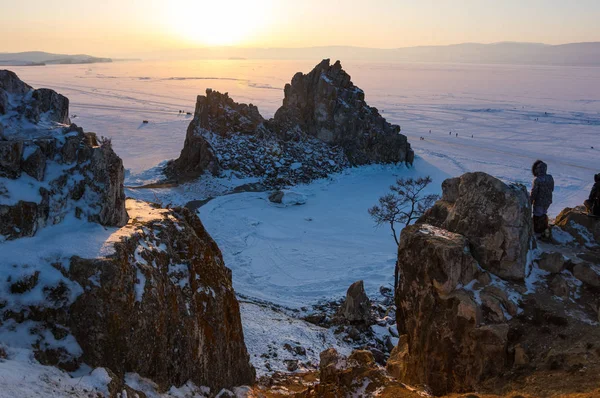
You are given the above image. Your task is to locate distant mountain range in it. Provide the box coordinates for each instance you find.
[0,51,112,66]
[138,42,600,67]
[5,43,600,67]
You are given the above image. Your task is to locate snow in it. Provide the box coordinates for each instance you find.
[240,302,352,376]
[0,348,113,398]
[199,161,447,308]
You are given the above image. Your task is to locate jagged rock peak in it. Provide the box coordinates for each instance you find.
[195,88,264,136]
[0,71,127,240]
[0,69,70,133]
[271,59,413,165]
[166,60,414,186]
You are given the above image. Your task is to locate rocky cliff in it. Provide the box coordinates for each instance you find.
[165,59,413,187]
[0,71,255,394]
[0,70,128,240]
[391,172,600,396]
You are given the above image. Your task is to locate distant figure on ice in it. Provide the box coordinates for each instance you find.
[455,133,458,137]
[584,173,600,217]
[530,160,554,238]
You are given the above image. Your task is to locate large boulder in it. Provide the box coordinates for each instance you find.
[394,223,509,395]
[0,200,255,391]
[555,206,600,246]
[166,60,413,186]
[270,59,413,165]
[419,172,533,280]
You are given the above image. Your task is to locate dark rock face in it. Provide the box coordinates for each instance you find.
[394,224,509,395]
[0,71,127,240]
[336,280,373,324]
[419,172,533,280]
[166,60,413,186]
[270,59,413,165]
[1,200,255,391]
[392,172,536,396]
[68,202,255,390]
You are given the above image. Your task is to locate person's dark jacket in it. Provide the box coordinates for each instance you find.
[588,174,600,215]
[531,160,554,209]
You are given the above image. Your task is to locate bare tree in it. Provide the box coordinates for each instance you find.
[368,176,438,246]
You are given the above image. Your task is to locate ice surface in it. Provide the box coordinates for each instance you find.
[199,161,448,307]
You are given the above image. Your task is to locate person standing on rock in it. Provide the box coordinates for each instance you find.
[530,160,554,239]
[584,173,600,217]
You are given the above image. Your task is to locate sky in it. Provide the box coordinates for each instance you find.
[2,0,600,56]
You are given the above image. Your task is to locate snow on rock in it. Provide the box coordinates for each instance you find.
[0,199,254,391]
[0,70,128,240]
[240,302,351,376]
[165,59,413,188]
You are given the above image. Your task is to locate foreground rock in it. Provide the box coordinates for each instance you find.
[0,71,255,392]
[419,172,533,280]
[392,172,600,396]
[554,205,600,246]
[166,59,413,187]
[0,70,127,240]
[394,224,510,395]
[395,173,526,394]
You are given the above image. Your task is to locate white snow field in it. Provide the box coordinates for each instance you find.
[6,60,600,380]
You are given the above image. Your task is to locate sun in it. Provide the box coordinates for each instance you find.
[168,0,270,46]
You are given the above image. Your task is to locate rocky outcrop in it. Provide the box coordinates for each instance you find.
[555,206,600,246]
[166,60,413,187]
[0,200,255,391]
[299,349,390,397]
[419,172,533,280]
[270,59,413,165]
[335,280,373,324]
[0,71,255,392]
[0,69,69,125]
[394,224,511,395]
[0,125,128,240]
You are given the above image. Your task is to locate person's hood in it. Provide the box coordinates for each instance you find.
[532,160,547,177]
[595,173,600,183]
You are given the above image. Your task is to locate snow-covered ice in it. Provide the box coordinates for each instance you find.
[199,161,447,307]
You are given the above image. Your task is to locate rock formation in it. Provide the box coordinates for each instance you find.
[335,280,373,324]
[393,173,525,394]
[0,70,127,240]
[0,71,255,392]
[419,172,533,280]
[270,59,412,165]
[554,205,600,246]
[392,172,600,396]
[166,59,413,187]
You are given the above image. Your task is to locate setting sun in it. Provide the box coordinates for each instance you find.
[167,0,272,46]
